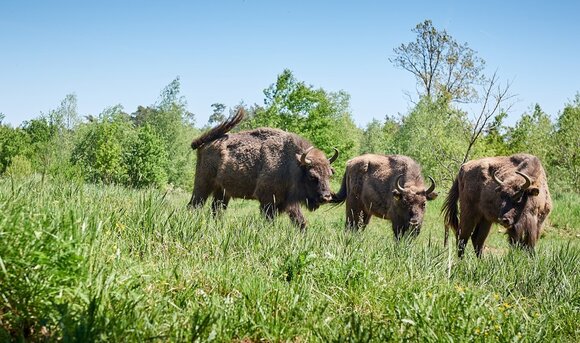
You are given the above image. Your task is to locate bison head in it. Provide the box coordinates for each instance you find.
[297,147,338,211]
[492,171,540,228]
[391,175,438,236]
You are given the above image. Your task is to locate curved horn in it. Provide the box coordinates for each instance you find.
[515,171,531,190]
[492,171,504,185]
[300,146,314,165]
[395,174,405,192]
[425,176,436,194]
[328,148,339,164]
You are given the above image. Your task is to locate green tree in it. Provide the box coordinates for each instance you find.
[390,19,486,102]
[393,97,469,183]
[361,116,399,154]
[71,106,134,184]
[0,125,29,174]
[250,69,359,172]
[126,124,168,188]
[550,94,580,192]
[506,104,553,163]
[208,103,227,126]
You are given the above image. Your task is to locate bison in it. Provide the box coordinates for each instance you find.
[331,154,437,239]
[442,153,552,258]
[188,109,338,231]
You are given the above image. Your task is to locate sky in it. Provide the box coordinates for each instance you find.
[1,0,579,127]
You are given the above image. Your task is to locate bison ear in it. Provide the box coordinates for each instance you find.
[392,189,401,200]
[527,187,540,196]
[426,191,438,201]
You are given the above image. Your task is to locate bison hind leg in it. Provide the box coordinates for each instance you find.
[188,187,212,210]
[346,206,370,231]
[211,188,230,216]
[260,202,279,221]
[471,220,492,258]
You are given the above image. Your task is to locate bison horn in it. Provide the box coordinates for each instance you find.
[515,171,531,190]
[425,176,436,194]
[328,148,339,164]
[395,174,405,192]
[492,171,504,185]
[300,146,314,165]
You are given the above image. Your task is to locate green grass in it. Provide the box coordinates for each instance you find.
[1,176,579,342]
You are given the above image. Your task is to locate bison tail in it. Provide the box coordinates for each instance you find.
[191,108,245,150]
[441,176,460,247]
[330,171,348,204]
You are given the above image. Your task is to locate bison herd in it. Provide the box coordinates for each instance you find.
[188,109,552,258]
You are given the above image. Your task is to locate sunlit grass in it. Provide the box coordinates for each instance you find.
[1,176,579,341]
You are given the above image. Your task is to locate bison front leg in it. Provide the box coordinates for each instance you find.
[286,204,307,232]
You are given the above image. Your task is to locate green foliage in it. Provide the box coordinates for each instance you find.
[360,116,399,154]
[0,125,29,174]
[249,69,359,172]
[71,106,134,184]
[126,124,168,188]
[549,94,580,192]
[506,104,553,162]
[5,155,33,178]
[392,97,469,183]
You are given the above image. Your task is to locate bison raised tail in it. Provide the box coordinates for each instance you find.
[441,176,460,247]
[191,108,245,150]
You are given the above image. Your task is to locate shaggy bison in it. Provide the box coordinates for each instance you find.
[442,153,552,258]
[332,154,437,239]
[188,109,338,231]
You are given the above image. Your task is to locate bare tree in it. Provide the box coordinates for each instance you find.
[461,72,514,164]
[390,20,486,103]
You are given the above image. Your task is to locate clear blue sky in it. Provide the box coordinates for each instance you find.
[1,0,579,127]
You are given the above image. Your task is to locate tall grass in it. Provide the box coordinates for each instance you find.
[1,177,579,341]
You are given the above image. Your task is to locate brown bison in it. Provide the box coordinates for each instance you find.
[331,154,437,239]
[187,109,338,231]
[442,153,552,258]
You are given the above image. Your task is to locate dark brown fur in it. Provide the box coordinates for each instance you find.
[188,109,336,231]
[442,153,552,258]
[332,154,437,239]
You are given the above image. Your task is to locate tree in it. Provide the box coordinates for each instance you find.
[249,69,359,172]
[208,103,227,126]
[71,106,134,184]
[506,104,553,162]
[390,19,486,102]
[393,97,469,183]
[126,124,168,188]
[550,94,580,192]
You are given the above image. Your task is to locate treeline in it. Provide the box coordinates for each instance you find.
[0,70,578,193]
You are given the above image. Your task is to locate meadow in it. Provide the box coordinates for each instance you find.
[1,176,579,342]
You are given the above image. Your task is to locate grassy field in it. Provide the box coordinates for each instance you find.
[1,176,579,342]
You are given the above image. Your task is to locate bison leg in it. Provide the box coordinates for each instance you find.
[345,204,370,231]
[457,212,478,258]
[260,202,278,221]
[188,184,212,210]
[286,204,307,232]
[471,220,492,258]
[211,188,230,216]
